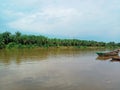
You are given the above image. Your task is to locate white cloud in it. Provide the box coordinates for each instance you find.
[3,10,25,18]
[8,7,81,35]
[9,0,39,6]
[1,0,120,41]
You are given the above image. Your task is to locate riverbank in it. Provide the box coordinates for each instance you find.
[2,45,119,51]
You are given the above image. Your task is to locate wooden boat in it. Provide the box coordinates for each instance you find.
[112,57,120,60]
[96,52,118,56]
[96,49,120,56]
[111,56,120,62]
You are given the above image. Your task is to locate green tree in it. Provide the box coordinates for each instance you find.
[2,31,11,44]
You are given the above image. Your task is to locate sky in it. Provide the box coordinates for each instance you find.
[0,0,120,42]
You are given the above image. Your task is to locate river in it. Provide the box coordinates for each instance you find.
[0,48,120,90]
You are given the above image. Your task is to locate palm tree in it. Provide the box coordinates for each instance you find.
[2,31,11,44]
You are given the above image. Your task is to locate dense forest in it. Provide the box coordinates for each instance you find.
[0,31,120,49]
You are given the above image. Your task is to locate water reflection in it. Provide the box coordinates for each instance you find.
[96,56,112,60]
[0,49,49,65]
[0,48,95,65]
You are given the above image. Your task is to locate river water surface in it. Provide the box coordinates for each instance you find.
[0,48,120,90]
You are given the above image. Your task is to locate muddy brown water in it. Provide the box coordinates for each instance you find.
[0,48,120,90]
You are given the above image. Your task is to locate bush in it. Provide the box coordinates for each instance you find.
[0,42,5,49]
[6,42,17,49]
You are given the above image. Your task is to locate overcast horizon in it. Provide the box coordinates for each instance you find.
[0,0,120,42]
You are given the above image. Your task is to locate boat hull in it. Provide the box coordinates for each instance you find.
[96,52,118,56]
[112,57,120,60]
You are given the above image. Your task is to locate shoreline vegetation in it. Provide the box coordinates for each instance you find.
[0,31,120,49]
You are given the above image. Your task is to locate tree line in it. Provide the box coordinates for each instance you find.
[0,31,120,49]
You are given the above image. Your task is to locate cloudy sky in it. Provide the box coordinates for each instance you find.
[0,0,120,42]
